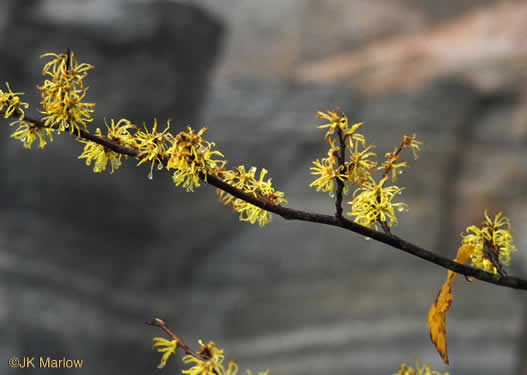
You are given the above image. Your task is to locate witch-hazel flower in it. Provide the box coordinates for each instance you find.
[348,176,407,229]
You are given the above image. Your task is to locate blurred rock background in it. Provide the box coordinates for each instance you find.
[2,0,527,374]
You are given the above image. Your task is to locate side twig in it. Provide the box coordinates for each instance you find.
[145,318,207,361]
[334,126,346,219]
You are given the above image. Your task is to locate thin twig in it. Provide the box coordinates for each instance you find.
[5,111,527,290]
[378,137,408,235]
[65,48,71,70]
[379,219,391,235]
[145,318,206,361]
[334,126,346,219]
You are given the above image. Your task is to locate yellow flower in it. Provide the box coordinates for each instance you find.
[310,157,346,195]
[225,361,239,375]
[0,82,29,120]
[182,340,226,375]
[135,119,173,179]
[10,119,54,149]
[461,210,516,274]
[348,176,407,229]
[78,128,124,173]
[78,119,137,173]
[38,52,95,134]
[104,118,138,148]
[40,52,93,84]
[167,126,224,191]
[317,109,347,140]
[232,200,272,227]
[153,337,178,369]
[346,140,377,185]
[402,134,423,160]
[394,357,449,375]
[151,335,264,375]
[218,167,286,227]
[317,110,364,144]
[378,152,408,183]
[217,166,257,205]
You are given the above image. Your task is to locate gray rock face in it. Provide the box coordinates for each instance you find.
[3,1,527,375]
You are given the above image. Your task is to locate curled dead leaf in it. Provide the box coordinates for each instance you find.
[428,244,474,365]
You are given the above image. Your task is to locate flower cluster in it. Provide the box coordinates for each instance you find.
[167,126,224,191]
[78,119,137,173]
[38,52,95,134]
[1,82,55,149]
[461,210,516,274]
[311,110,419,230]
[5,50,288,226]
[153,337,269,375]
[0,82,28,120]
[310,110,376,195]
[218,166,287,227]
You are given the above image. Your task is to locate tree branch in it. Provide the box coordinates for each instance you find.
[7,112,527,290]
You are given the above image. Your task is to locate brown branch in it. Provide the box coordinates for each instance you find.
[392,137,406,159]
[65,48,71,70]
[379,219,391,235]
[334,127,346,219]
[5,111,527,290]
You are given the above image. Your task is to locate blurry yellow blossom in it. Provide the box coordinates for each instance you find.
[232,199,271,227]
[0,82,29,120]
[153,337,178,369]
[135,119,173,179]
[317,109,347,140]
[317,110,364,145]
[182,340,228,375]
[379,152,408,183]
[10,119,54,149]
[167,126,224,191]
[461,210,516,274]
[348,176,407,229]
[151,336,266,375]
[38,52,95,134]
[402,134,423,160]
[394,358,449,375]
[218,167,286,227]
